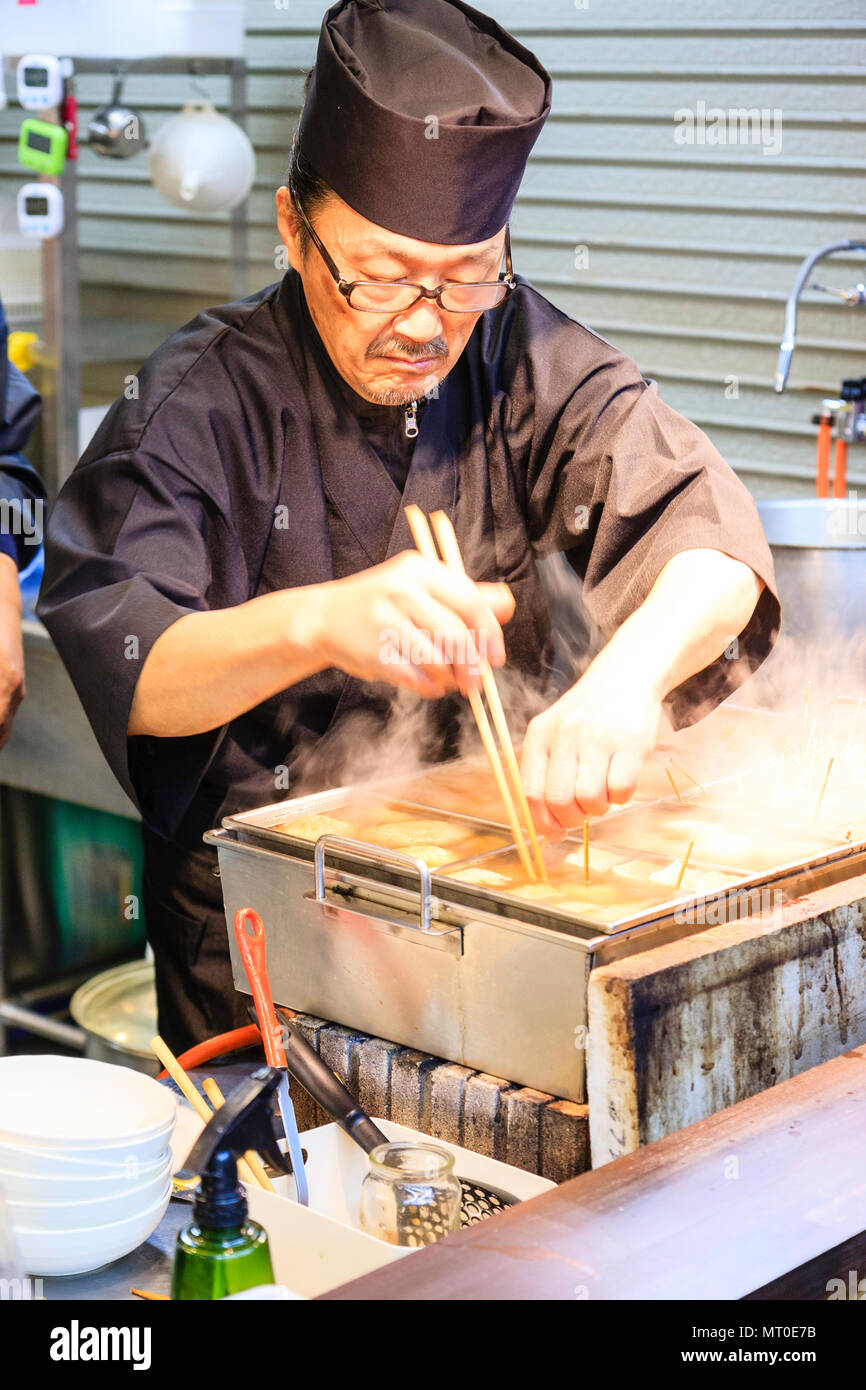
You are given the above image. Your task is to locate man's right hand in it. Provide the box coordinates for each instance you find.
[312,550,515,699]
[129,552,515,739]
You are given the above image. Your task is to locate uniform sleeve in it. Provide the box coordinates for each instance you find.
[506,286,781,726]
[37,421,249,833]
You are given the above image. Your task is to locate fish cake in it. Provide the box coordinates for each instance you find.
[276,812,354,842]
[392,844,455,869]
[373,818,470,849]
[445,866,512,887]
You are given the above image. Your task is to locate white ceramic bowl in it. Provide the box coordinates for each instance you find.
[14,1180,172,1277]
[0,1152,172,1206]
[6,1163,172,1230]
[0,1135,172,1179]
[0,1055,175,1148]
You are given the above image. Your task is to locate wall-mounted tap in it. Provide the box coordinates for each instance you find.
[774,239,866,393]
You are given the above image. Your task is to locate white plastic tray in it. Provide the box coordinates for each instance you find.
[171,1106,553,1299]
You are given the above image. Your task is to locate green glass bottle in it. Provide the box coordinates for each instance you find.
[171,1068,293,1301]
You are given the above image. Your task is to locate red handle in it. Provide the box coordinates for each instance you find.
[833,437,848,499]
[816,417,832,499]
[154,1024,262,1081]
[233,907,287,1069]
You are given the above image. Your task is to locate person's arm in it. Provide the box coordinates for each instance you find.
[128,550,514,738]
[0,552,25,750]
[0,359,45,572]
[502,287,779,830]
[0,324,44,748]
[521,547,762,830]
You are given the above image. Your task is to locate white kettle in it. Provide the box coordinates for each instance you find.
[148,99,255,214]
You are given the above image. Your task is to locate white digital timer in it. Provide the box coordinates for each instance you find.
[17,182,65,239]
[16,55,66,112]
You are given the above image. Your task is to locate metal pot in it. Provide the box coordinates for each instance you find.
[757,497,866,643]
[69,960,159,1077]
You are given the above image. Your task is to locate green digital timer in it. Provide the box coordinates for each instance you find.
[18,118,68,176]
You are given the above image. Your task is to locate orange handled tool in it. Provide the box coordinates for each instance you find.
[234,908,285,1067]
[234,907,309,1205]
[815,412,832,499]
[833,436,848,499]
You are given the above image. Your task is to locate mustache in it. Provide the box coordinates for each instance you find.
[366,332,449,361]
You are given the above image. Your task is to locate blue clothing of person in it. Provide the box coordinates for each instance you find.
[0,298,45,569]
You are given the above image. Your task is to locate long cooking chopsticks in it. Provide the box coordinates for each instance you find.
[404,504,546,882]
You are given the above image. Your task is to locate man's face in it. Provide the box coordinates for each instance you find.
[276,186,506,406]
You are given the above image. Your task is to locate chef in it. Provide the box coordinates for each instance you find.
[39,0,780,1052]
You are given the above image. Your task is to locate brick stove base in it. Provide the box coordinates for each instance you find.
[283,1013,589,1182]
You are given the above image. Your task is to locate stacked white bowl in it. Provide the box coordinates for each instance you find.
[0,1055,175,1276]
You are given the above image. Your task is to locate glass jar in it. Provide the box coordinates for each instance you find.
[360,1142,462,1247]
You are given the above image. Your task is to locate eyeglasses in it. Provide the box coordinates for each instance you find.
[290,182,516,314]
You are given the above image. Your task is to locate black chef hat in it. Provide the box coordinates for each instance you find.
[296,0,551,245]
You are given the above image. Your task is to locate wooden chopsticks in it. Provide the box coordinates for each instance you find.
[150,1034,275,1193]
[404,504,546,882]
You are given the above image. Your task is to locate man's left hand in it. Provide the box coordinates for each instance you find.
[521,654,662,832]
[519,548,764,833]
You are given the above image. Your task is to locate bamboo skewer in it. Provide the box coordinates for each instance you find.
[429,509,547,881]
[149,1034,265,1190]
[779,741,800,767]
[665,765,684,803]
[804,718,818,764]
[674,840,695,893]
[669,759,706,796]
[404,505,541,883]
[813,756,834,821]
[583,820,590,887]
[202,1077,275,1193]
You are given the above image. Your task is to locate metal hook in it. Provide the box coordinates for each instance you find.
[188,62,212,103]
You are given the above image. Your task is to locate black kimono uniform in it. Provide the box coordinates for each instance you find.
[38,270,780,1051]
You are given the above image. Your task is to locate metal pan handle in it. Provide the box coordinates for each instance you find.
[313,834,435,932]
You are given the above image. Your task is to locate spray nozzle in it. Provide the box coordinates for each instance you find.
[177,1067,291,1231]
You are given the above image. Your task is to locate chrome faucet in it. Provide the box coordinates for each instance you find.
[774,239,866,393]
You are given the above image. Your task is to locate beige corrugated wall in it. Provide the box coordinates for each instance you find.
[1,0,864,497]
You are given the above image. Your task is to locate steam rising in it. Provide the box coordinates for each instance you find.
[289,546,865,846]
